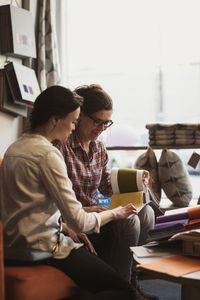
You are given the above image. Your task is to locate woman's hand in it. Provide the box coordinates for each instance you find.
[62,223,97,255]
[77,233,97,255]
[83,205,110,213]
[111,203,138,220]
[142,170,150,186]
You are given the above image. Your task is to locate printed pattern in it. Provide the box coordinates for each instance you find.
[158,149,192,207]
[53,132,113,207]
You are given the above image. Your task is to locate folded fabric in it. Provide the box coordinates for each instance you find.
[149,134,174,140]
[154,129,175,135]
[154,218,189,230]
[195,130,200,136]
[156,206,200,224]
[194,139,200,145]
[175,138,195,145]
[175,134,194,139]
[175,129,194,135]
[150,139,175,145]
[146,123,200,130]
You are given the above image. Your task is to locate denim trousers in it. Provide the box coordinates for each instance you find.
[88,204,155,282]
[50,246,137,300]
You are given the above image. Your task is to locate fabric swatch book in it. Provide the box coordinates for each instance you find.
[109,168,144,211]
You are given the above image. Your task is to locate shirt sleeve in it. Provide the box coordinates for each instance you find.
[98,145,113,197]
[39,149,101,234]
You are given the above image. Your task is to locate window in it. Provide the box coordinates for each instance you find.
[57,0,200,147]
[55,0,200,200]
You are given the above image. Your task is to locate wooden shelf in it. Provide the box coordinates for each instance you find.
[106,145,200,151]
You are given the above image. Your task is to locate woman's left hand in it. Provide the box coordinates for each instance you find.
[142,170,150,186]
[77,233,97,255]
[62,223,97,255]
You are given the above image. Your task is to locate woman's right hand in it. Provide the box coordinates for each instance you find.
[111,203,138,220]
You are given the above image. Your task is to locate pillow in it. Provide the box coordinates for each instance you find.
[158,149,192,207]
[135,147,161,200]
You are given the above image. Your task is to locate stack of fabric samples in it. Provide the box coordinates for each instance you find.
[146,123,200,147]
[148,206,200,242]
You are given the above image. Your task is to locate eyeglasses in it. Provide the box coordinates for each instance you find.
[87,115,113,128]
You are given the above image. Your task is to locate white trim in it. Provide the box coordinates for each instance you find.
[136,170,144,191]
[111,168,120,194]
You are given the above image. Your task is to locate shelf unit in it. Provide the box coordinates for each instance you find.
[107,145,200,151]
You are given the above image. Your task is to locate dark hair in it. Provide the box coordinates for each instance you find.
[74,84,113,115]
[29,85,83,131]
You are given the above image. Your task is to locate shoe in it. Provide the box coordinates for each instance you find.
[131,273,159,300]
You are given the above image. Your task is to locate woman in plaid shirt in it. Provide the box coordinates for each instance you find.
[53,84,158,300]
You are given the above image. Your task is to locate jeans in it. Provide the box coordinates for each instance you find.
[88,204,155,281]
[50,246,137,300]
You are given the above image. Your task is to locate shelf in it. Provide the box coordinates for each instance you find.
[106,145,200,151]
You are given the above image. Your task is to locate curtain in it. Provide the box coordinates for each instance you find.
[37,0,61,91]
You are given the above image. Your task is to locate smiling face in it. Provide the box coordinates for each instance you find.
[77,109,113,141]
[53,107,80,143]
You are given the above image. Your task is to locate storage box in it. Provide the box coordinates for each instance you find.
[0,69,27,117]
[0,5,36,58]
[5,62,40,107]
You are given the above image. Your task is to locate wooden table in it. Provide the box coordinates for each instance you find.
[132,244,200,300]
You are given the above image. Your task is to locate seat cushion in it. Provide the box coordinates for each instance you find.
[5,265,79,300]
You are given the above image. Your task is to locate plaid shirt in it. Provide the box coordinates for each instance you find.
[53,132,112,207]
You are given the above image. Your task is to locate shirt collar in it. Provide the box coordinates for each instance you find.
[69,131,98,153]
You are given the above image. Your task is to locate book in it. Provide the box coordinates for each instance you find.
[109,168,164,214]
[0,69,27,117]
[0,5,36,58]
[5,62,40,107]
[109,168,144,211]
[148,223,186,242]
[144,186,164,216]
